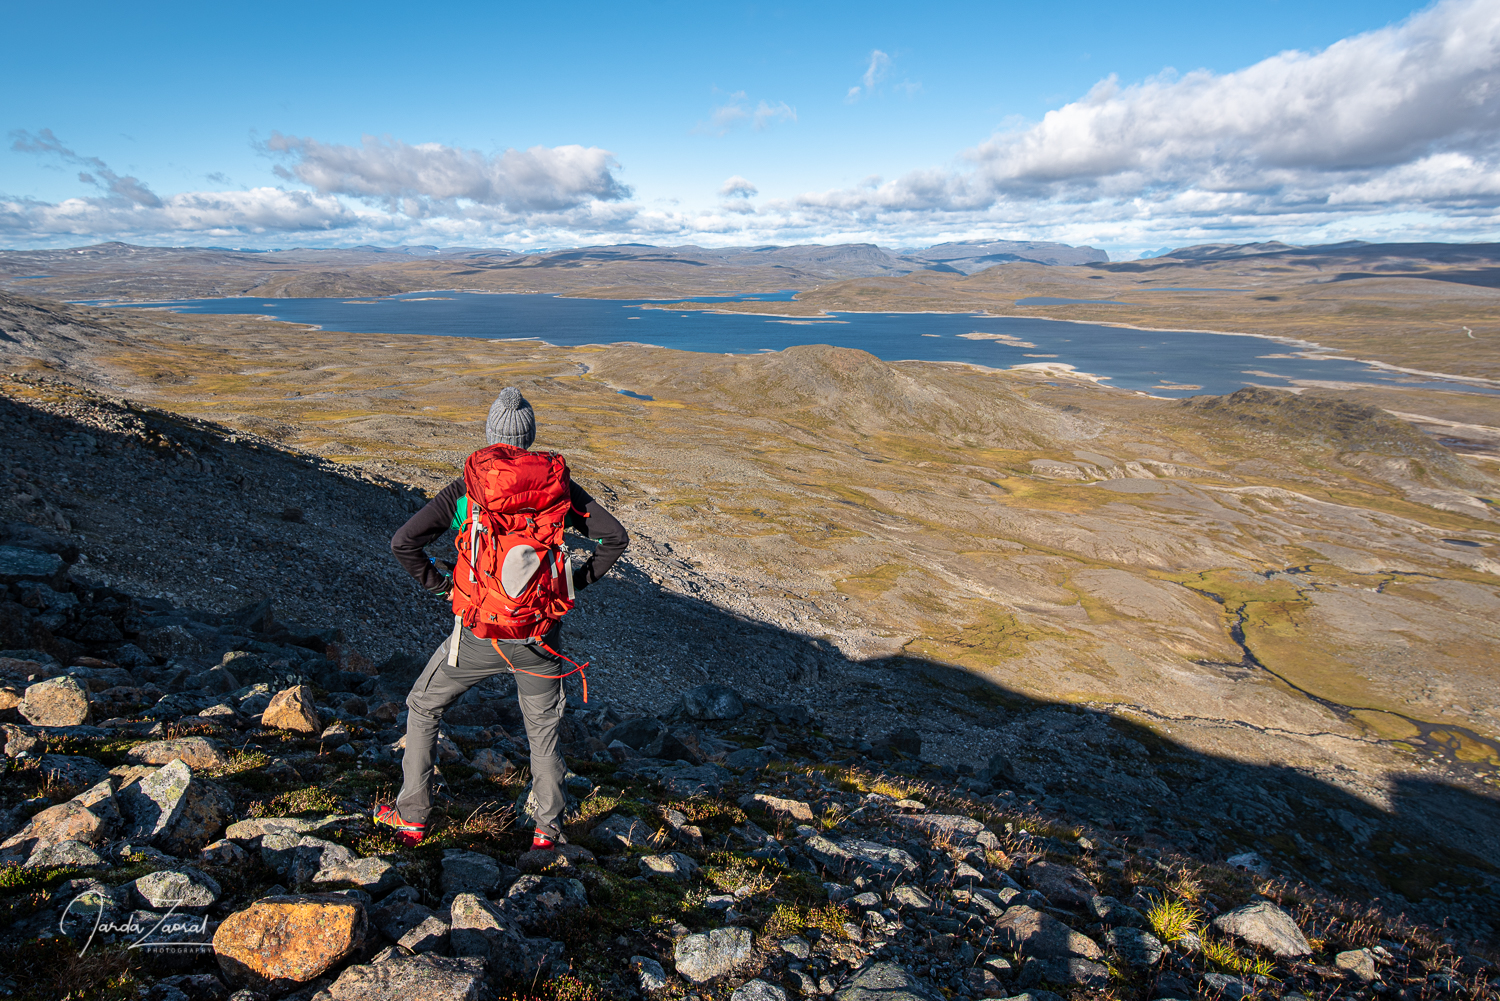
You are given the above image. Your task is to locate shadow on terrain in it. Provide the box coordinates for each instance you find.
[578,554,1498,933]
[5,380,1496,948]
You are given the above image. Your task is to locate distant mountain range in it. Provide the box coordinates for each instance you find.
[4,238,1497,301]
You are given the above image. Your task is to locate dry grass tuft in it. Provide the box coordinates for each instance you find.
[1147,897,1201,944]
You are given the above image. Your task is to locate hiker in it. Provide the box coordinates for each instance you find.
[375,387,629,848]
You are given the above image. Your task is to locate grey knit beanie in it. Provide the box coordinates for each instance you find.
[485,387,536,448]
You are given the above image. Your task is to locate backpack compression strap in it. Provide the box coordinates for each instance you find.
[490,639,590,703]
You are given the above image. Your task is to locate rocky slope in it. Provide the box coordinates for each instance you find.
[0,375,1496,1001]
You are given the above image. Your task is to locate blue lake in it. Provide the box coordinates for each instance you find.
[104,290,1497,399]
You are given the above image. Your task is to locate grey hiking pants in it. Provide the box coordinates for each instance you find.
[397,622,570,836]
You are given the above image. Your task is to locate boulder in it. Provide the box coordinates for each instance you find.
[590,813,654,850]
[992,906,1104,960]
[132,868,222,911]
[733,980,790,1001]
[142,624,208,661]
[1023,861,1097,909]
[448,892,565,979]
[741,792,815,824]
[891,885,935,912]
[1335,948,1378,982]
[1211,900,1311,958]
[1200,973,1255,1000]
[722,748,770,772]
[311,954,486,1001]
[891,813,986,844]
[517,843,594,873]
[639,852,699,881]
[201,838,250,865]
[38,754,111,789]
[604,716,664,749]
[263,685,320,734]
[642,731,702,764]
[832,962,945,1000]
[2,724,40,757]
[497,873,588,930]
[1,781,118,858]
[24,839,107,868]
[120,760,234,854]
[1017,956,1112,989]
[469,748,514,778]
[674,926,753,982]
[213,894,367,993]
[374,900,450,953]
[803,834,921,884]
[682,683,743,720]
[126,737,230,771]
[19,675,91,726]
[1104,926,1164,967]
[631,955,668,993]
[441,849,503,895]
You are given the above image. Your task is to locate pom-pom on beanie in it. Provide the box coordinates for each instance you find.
[485,387,536,448]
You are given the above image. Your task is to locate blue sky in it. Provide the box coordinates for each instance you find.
[4,0,1497,256]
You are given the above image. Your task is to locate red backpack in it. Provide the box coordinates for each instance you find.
[450,444,579,641]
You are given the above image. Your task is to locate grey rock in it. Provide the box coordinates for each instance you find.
[1335,949,1378,982]
[142,624,209,662]
[38,754,110,789]
[448,892,564,980]
[606,717,664,749]
[313,954,485,1001]
[1017,957,1111,989]
[1023,861,1096,909]
[20,676,92,726]
[0,546,64,585]
[1089,895,1145,927]
[723,748,770,772]
[132,868,222,910]
[1211,900,1311,958]
[121,759,193,843]
[779,936,811,960]
[732,980,789,1001]
[890,813,987,844]
[832,961,944,1000]
[440,849,502,895]
[591,813,654,850]
[674,926,753,982]
[631,955,668,993]
[640,852,700,881]
[643,731,702,764]
[498,873,588,931]
[25,838,107,869]
[374,900,450,953]
[1200,973,1255,1000]
[682,683,744,720]
[803,834,921,884]
[890,885,934,912]
[468,748,513,777]
[1104,927,1164,967]
[992,906,1104,960]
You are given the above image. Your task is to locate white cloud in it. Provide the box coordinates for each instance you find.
[264,133,630,211]
[719,176,758,198]
[12,128,163,207]
[696,93,797,135]
[847,49,892,102]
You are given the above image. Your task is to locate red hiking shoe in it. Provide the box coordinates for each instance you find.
[373,802,425,846]
[531,829,561,851]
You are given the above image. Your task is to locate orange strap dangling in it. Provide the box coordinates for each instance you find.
[491,638,590,703]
